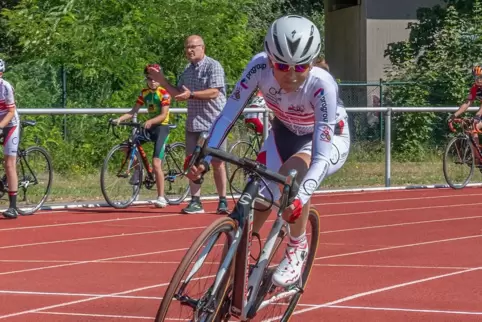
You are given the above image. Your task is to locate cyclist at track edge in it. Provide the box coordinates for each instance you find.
[0,59,20,219]
[164,15,351,287]
[448,65,482,145]
[114,64,171,208]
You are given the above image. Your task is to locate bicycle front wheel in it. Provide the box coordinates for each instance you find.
[163,142,190,205]
[443,136,475,189]
[100,144,143,208]
[155,217,237,322]
[249,207,320,321]
[226,140,259,194]
[17,146,53,215]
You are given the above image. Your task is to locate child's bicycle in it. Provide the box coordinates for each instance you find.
[100,119,190,208]
[0,120,53,215]
[155,132,320,322]
[444,117,482,189]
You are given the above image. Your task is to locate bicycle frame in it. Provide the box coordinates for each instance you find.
[182,170,297,321]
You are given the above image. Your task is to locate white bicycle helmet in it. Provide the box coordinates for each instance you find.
[264,15,322,65]
[0,59,5,73]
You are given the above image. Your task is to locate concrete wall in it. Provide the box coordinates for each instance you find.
[324,3,366,82]
[324,0,444,82]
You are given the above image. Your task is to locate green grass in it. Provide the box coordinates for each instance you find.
[17,148,472,206]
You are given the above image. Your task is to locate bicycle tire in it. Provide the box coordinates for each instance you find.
[100,144,143,209]
[226,140,259,194]
[155,216,237,321]
[443,136,474,189]
[163,142,190,205]
[250,207,320,321]
[17,146,54,216]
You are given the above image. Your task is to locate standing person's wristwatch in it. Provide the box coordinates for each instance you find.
[190,91,194,99]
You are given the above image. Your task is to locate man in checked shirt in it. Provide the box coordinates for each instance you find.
[149,35,229,214]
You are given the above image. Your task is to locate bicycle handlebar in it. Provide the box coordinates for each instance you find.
[186,132,299,206]
[107,119,144,139]
[448,117,481,133]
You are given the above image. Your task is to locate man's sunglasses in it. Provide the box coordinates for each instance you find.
[272,62,311,73]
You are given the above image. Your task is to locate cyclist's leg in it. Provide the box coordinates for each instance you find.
[272,130,350,287]
[151,125,169,195]
[2,125,19,219]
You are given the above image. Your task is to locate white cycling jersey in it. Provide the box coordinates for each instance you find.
[207,52,348,205]
[0,79,19,127]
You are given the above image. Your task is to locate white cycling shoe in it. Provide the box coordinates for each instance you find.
[272,241,308,287]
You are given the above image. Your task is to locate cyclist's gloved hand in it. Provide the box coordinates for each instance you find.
[282,198,303,224]
[474,115,482,123]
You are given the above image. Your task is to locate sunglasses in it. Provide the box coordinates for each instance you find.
[272,62,311,73]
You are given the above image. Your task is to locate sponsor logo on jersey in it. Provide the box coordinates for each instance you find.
[320,125,332,142]
[240,78,248,89]
[320,96,328,122]
[245,63,267,80]
[230,86,241,101]
[288,104,305,114]
[314,87,324,98]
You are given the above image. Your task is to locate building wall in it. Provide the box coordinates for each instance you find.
[324,3,366,82]
[324,0,444,82]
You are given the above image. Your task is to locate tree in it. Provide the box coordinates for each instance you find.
[384,0,482,160]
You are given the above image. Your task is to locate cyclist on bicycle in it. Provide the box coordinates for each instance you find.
[114,64,171,208]
[449,65,482,134]
[183,15,350,287]
[0,59,20,219]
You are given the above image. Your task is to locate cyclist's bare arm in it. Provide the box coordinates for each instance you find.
[0,109,15,128]
[454,100,472,117]
[117,104,142,123]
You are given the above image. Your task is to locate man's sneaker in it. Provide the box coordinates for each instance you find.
[2,207,18,219]
[217,199,229,214]
[272,241,308,287]
[153,196,168,208]
[129,168,141,185]
[182,199,204,214]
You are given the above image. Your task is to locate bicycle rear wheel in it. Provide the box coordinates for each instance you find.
[248,207,320,321]
[16,146,53,215]
[163,142,190,205]
[443,136,475,189]
[226,140,259,194]
[100,144,143,208]
[155,217,236,321]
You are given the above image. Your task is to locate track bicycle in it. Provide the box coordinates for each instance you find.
[0,120,53,215]
[156,132,320,321]
[444,117,482,189]
[100,120,190,208]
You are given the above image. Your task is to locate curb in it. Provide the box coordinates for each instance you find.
[29,182,482,212]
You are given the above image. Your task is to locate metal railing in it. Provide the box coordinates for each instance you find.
[16,106,472,188]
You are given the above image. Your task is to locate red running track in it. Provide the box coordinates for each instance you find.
[1,187,482,321]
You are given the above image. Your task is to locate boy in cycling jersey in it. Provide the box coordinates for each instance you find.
[174,15,350,287]
[449,65,482,133]
[0,59,20,219]
[114,64,171,208]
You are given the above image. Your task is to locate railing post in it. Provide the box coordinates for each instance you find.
[263,108,269,141]
[385,106,392,187]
